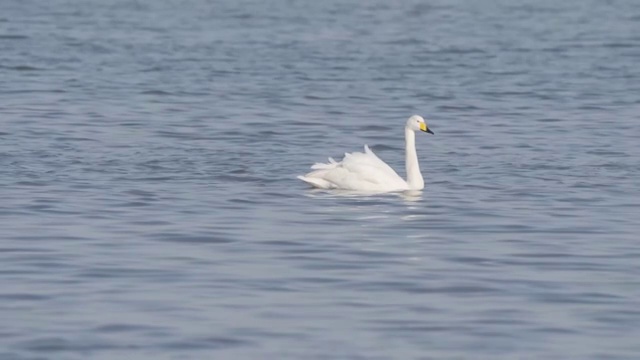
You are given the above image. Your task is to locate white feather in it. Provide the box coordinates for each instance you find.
[298,115,433,192]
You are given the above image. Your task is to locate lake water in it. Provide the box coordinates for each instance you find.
[2,0,640,359]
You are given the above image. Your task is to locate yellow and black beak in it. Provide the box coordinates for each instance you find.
[419,122,434,134]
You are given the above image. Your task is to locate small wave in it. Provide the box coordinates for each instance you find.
[0,34,28,39]
[0,65,42,71]
[54,136,100,142]
[140,90,172,95]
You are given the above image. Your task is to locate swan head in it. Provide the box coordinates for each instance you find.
[406,115,434,134]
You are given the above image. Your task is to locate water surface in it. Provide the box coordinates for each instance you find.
[2,0,640,359]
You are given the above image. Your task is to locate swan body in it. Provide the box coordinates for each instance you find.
[298,115,434,192]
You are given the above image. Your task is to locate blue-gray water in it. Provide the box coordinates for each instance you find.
[2,0,640,359]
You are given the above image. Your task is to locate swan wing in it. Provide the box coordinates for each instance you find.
[298,146,408,191]
[361,145,403,180]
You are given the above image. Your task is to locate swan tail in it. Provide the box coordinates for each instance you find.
[297,175,334,189]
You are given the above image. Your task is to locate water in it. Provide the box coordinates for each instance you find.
[2,0,640,358]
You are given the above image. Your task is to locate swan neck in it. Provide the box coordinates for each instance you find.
[405,128,424,190]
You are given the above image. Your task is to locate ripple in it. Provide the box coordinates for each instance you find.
[149,232,236,244]
[160,336,253,350]
[93,323,171,334]
[0,293,50,301]
[0,34,28,39]
[139,90,173,95]
[0,65,42,71]
[17,337,130,352]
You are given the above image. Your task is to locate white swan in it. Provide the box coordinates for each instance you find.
[298,115,434,192]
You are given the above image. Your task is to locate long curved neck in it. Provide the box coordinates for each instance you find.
[405,127,424,190]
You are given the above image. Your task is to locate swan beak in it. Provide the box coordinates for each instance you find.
[420,123,434,134]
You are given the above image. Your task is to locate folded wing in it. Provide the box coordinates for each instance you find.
[298,145,408,191]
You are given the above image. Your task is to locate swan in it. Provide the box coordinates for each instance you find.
[298,115,434,192]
